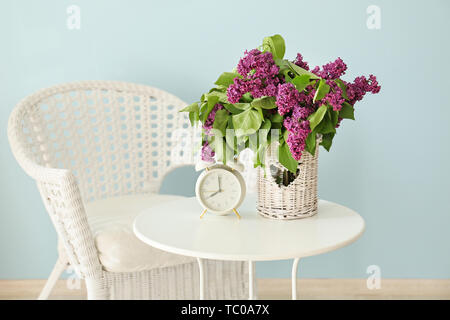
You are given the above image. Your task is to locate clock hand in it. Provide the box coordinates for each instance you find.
[217,176,222,192]
[207,191,220,199]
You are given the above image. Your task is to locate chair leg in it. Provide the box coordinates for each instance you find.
[37,256,69,300]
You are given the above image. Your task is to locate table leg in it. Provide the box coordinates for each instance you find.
[248,261,255,300]
[197,257,205,300]
[291,258,300,300]
[248,260,256,300]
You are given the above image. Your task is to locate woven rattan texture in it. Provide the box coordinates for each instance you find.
[8,81,248,299]
[257,139,319,220]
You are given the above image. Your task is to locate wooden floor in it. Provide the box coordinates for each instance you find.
[1,279,449,300]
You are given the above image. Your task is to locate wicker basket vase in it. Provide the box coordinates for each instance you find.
[256,139,319,220]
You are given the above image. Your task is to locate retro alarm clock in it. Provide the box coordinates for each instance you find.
[195,160,246,219]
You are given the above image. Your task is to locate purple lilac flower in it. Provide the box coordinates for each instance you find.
[322,80,345,111]
[294,53,309,70]
[276,83,301,115]
[292,103,313,120]
[276,82,318,120]
[304,86,316,106]
[283,118,311,161]
[227,49,281,103]
[201,141,215,162]
[202,103,223,135]
[346,74,381,105]
[236,49,279,79]
[312,57,347,80]
[227,78,250,104]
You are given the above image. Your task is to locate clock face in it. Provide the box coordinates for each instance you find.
[197,168,242,214]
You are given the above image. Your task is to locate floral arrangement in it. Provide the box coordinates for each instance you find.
[181,35,380,182]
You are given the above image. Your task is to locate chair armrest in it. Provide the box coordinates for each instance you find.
[35,169,103,279]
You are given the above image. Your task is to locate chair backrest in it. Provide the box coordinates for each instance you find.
[8,81,197,203]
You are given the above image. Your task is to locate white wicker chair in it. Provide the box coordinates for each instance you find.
[7,81,249,300]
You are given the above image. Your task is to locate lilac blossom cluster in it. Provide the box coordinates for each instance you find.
[201,103,225,161]
[201,48,380,163]
[346,75,381,105]
[201,141,215,162]
[274,83,314,160]
[279,56,379,158]
[283,117,311,160]
[311,57,347,80]
[227,49,281,103]
[294,53,309,70]
[276,83,315,118]
[324,80,345,111]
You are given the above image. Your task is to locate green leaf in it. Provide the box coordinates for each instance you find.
[248,132,259,153]
[330,108,339,127]
[270,112,284,123]
[223,140,236,165]
[262,34,285,60]
[258,119,271,148]
[287,61,320,80]
[188,110,199,126]
[261,119,271,131]
[208,95,219,108]
[212,109,229,136]
[315,110,336,134]
[291,74,311,92]
[200,102,207,113]
[225,117,236,150]
[320,133,335,152]
[227,115,234,129]
[207,91,229,104]
[280,67,295,83]
[254,106,264,122]
[283,128,289,142]
[278,142,298,174]
[236,135,248,146]
[179,102,199,113]
[223,103,245,114]
[214,72,239,87]
[201,95,219,122]
[241,92,253,103]
[232,108,262,136]
[334,79,349,100]
[233,103,251,110]
[339,102,355,120]
[313,79,330,103]
[208,87,225,93]
[254,141,269,169]
[271,122,282,129]
[308,104,327,131]
[251,96,277,109]
[305,132,317,156]
[215,137,232,165]
[274,58,289,69]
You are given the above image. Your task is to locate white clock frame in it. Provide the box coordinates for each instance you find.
[195,164,246,218]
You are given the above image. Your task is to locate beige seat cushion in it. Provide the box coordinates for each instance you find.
[85,193,195,273]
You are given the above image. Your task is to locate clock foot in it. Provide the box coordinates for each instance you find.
[200,209,207,219]
[232,208,241,219]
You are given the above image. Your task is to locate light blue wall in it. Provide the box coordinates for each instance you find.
[1,0,449,279]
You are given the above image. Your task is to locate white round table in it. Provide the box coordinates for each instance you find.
[133,194,365,300]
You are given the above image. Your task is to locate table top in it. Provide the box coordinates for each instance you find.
[133,194,365,261]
